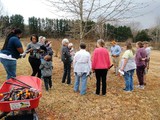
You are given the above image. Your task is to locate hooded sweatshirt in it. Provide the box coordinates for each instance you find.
[39,60,53,77]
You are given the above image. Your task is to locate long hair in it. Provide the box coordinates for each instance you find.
[125,41,135,55]
[136,41,143,48]
[2,28,22,50]
[97,39,105,47]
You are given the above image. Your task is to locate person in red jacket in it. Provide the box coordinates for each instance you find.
[92,39,111,96]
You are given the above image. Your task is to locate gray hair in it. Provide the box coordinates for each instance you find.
[38,36,43,42]
[62,38,69,45]
[42,37,46,41]
[68,43,73,47]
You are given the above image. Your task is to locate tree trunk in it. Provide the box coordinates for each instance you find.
[79,0,83,42]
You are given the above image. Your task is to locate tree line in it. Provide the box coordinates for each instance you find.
[0,14,151,42]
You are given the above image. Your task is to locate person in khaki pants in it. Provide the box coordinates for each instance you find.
[110,41,121,75]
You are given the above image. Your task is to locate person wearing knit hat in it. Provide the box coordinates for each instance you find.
[110,40,121,76]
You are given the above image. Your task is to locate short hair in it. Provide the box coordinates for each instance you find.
[42,37,46,41]
[80,42,86,49]
[143,41,149,45]
[38,36,43,42]
[136,41,143,48]
[30,34,38,42]
[44,55,52,61]
[45,40,49,44]
[97,39,105,47]
[62,38,69,45]
[68,43,73,47]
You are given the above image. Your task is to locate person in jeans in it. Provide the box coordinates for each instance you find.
[110,40,121,75]
[73,43,91,95]
[119,41,136,92]
[61,38,72,84]
[135,41,147,89]
[39,55,53,91]
[0,28,24,79]
[92,39,111,96]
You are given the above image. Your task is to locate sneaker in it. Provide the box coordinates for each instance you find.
[139,85,145,89]
[135,85,141,88]
[93,92,99,96]
[74,90,79,93]
[123,88,126,90]
[102,94,106,96]
[123,90,132,92]
[136,85,144,89]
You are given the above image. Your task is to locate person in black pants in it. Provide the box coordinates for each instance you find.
[29,57,41,78]
[61,38,72,85]
[95,69,108,95]
[92,39,111,96]
[23,34,44,78]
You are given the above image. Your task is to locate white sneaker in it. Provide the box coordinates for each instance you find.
[136,85,144,89]
[139,85,145,89]
[135,85,140,88]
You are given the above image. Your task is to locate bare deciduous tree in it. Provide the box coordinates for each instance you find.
[154,16,160,42]
[126,21,142,38]
[44,0,147,41]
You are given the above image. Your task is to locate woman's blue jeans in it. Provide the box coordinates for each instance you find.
[123,69,135,91]
[74,73,87,95]
[0,58,16,80]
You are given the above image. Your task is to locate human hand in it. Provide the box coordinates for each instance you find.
[27,48,33,53]
[20,52,26,58]
[141,58,146,61]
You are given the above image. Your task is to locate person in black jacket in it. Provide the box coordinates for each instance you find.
[61,38,72,85]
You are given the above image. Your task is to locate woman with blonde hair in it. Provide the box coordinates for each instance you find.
[119,41,136,92]
[92,39,111,96]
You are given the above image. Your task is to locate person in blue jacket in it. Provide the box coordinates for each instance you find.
[0,28,24,79]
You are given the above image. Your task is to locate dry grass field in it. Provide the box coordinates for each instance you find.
[0,38,160,120]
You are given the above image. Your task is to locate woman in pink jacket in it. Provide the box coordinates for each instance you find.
[92,39,111,96]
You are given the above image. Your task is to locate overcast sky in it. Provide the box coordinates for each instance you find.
[1,0,160,29]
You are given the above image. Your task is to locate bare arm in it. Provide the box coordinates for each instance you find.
[17,47,24,54]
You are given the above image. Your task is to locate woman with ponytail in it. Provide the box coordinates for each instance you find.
[119,41,136,92]
[0,28,24,79]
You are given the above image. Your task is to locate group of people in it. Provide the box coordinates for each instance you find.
[61,38,151,95]
[0,28,151,95]
[0,29,54,91]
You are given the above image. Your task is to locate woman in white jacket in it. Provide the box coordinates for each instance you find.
[73,43,91,95]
